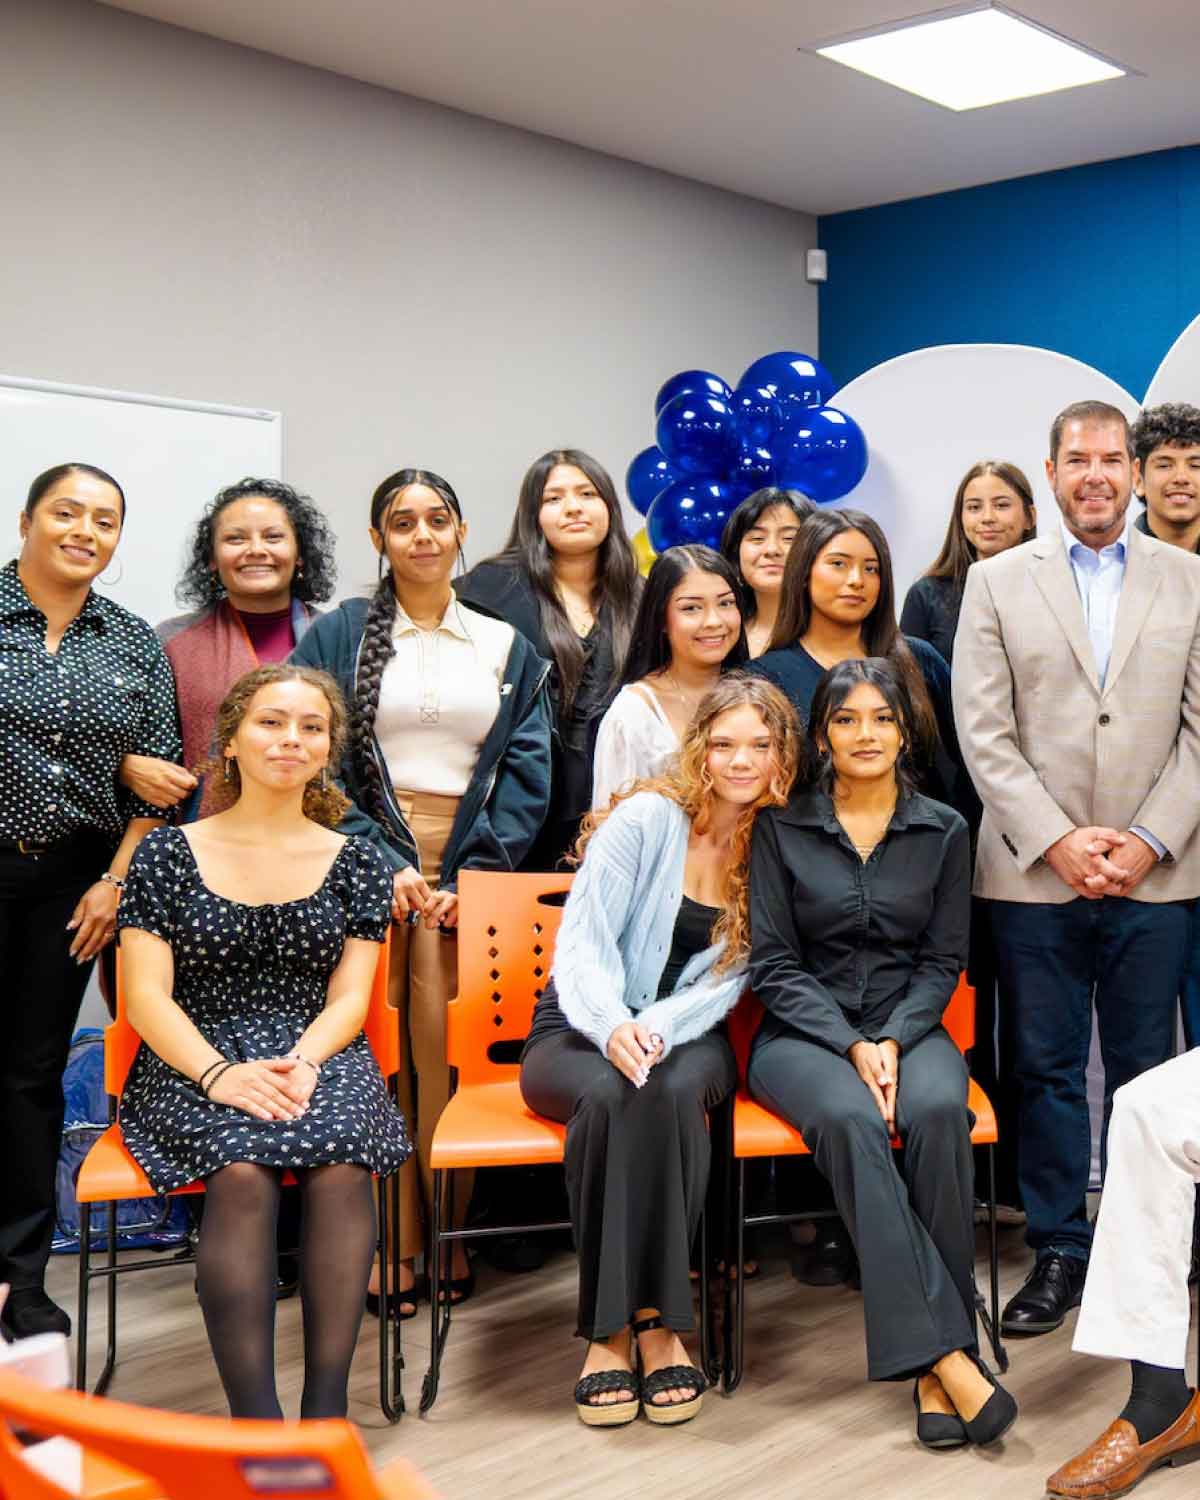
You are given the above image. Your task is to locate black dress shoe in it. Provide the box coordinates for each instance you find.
[1001,1252,1087,1335]
[0,1289,71,1342]
[796,1221,860,1288]
[959,1353,1018,1446]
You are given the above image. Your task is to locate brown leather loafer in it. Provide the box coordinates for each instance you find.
[1046,1392,1200,1498]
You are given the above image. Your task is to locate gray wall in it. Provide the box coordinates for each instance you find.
[1,0,818,590]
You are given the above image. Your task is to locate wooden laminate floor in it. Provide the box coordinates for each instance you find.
[48,1227,1198,1500]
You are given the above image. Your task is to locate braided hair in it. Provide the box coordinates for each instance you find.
[351,468,464,826]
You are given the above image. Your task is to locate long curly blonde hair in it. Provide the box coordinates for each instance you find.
[200,664,351,829]
[577,671,799,971]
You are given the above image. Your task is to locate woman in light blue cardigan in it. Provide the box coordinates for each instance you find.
[521,673,798,1428]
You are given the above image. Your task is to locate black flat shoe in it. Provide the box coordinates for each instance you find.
[796,1221,860,1288]
[365,1274,426,1321]
[1001,1252,1087,1335]
[913,1379,968,1450]
[0,1290,71,1342]
[959,1353,1018,1446]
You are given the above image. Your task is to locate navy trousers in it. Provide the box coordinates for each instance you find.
[988,895,1191,1262]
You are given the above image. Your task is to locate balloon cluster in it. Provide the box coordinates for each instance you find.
[625,351,868,569]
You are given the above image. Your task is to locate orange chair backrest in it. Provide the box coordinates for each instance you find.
[726,973,976,1086]
[0,1367,436,1500]
[448,869,574,1086]
[109,932,395,1100]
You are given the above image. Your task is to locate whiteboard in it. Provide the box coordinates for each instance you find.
[0,375,283,629]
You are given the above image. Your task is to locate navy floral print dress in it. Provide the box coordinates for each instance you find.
[116,825,412,1192]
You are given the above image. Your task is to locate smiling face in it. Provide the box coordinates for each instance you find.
[960,474,1033,558]
[663,568,741,671]
[211,496,299,612]
[538,463,610,558]
[1139,442,1200,533]
[739,503,803,598]
[820,681,903,786]
[19,471,123,586]
[371,483,466,591]
[1046,419,1134,547]
[224,678,332,796]
[705,702,775,807]
[807,529,881,628]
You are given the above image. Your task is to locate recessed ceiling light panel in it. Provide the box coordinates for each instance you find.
[813,3,1127,112]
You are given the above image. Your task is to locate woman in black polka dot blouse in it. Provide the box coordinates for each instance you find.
[117,663,410,1421]
[0,463,181,1345]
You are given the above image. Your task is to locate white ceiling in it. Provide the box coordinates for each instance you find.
[100,0,1200,214]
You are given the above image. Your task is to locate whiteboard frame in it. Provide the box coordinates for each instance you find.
[0,373,284,462]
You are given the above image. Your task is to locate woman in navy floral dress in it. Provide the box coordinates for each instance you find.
[117,663,410,1420]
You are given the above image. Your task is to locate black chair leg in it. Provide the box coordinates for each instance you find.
[698,1206,716,1386]
[75,1202,91,1392]
[419,1168,450,1413]
[986,1144,1007,1372]
[725,1159,747,1394]
[94,1199,119,1396]
[377,1174,404,1422]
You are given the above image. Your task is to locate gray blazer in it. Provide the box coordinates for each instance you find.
[951,524,1200,904]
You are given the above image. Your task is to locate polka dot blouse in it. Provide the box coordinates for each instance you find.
[116,825,412,1192]
[0,560,182,844]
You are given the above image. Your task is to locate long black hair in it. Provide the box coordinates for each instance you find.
[176,476,337,608]
[770,507,938,764]
[719,487,816,621]
[806,657,920,798]
[487,449,641,710]
[616,544,748,688]
[351,468,465,826]
[26,463,126,520]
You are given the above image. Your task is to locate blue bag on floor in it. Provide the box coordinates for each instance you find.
[52,1027,191,1254]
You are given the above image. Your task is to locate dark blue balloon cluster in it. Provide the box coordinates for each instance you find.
[625,351,868,556]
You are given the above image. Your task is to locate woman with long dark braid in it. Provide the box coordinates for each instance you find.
[292,469,552,1315]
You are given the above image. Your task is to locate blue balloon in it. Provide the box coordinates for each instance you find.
[656,392,739,477]
[626,446,679,516]
[738,351,834,413]
[725,443,778,504]
[731,384,783,448]
[775,406,868,502]
[646,478,735,553]
[654,368,733,416]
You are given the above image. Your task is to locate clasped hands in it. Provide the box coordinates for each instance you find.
[1044,826,1157,901]
[607,1021,665,1087]
[392,866,458,929]
[206,1057,318,1121]
[848,1038,901,1132]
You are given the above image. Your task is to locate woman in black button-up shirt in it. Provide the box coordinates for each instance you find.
[0,463,180,1343]
[748,657,1018,1450]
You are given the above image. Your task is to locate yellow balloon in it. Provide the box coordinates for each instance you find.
[632,526,656,577]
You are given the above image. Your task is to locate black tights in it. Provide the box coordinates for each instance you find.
[196,1162,377,1420]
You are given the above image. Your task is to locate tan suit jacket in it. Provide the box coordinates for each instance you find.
[952,524,1200,903]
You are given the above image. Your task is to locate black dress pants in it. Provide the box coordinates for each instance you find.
[0,835,109,1291]
[520,1027,736,1340]
[749,1025,976,1381]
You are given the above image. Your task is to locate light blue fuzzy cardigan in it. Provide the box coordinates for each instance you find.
[552,791,747,1056]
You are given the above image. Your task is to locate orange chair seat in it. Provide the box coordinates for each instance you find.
[76,1124,303,1204]
[732,1078,996,1160]
[429,1081,565,1170]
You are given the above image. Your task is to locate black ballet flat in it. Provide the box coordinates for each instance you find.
[960,1352,1018,1446]
[913,1379,968,1450]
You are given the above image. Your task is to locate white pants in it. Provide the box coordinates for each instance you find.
[1072,1047,1200,1370]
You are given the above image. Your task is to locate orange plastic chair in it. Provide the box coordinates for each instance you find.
[0,1367,437,1500]
[73,934,406,1422]
[721,975,1006,1391]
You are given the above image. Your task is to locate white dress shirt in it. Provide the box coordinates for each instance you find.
[591,683,679,811]
[375,592,513,797]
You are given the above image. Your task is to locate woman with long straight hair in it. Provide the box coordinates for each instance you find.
[900,461,1036,664]
[522,673,799,1426]
[748,658,1016,1450]
[292,468,552,1315]
[719,487,816,658]
[591,545,747,810]
[458,449,641,867]
[0,463,180,1342]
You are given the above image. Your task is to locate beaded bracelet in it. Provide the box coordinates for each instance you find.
[290,1052,321,1077]
[197,1059,227,1092]
[202,1061,236,1098]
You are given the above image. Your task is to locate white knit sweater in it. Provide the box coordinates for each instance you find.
[552,791,747,1056]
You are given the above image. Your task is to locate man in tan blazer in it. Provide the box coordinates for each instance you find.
[953,399,1200,1339]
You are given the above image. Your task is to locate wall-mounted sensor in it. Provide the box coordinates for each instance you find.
[806,248,828,283]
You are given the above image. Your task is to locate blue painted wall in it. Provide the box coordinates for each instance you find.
[818,144,1200,401]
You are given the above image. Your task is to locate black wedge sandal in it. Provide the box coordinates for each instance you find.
[633,1315,706,1426]
[574,1367,641,1427]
